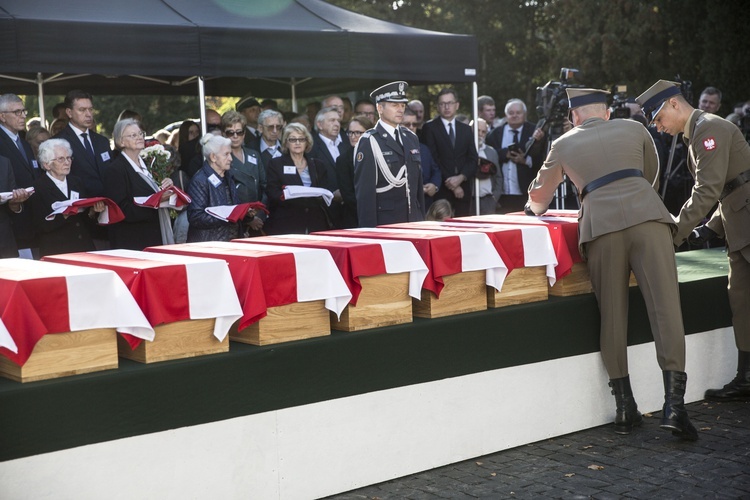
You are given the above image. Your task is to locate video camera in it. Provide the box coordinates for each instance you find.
[610,85,631,119]
[535,68,585,135]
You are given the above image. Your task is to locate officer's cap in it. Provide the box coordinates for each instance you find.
[636,80,681,124]
[371,81,409,104]
[566,88,610,110]
[236,95,261,112]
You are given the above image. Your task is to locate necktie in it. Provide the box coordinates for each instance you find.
[448,122,456,147]
[394,129,401,146]
[81,132,96,162]
[14,136,28,164]
[512,128,520,146]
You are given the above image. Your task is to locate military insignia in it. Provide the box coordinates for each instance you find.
[410,149,419,155]
[702,137,716,151]
[356,151,364,162]
[398,82,405,93]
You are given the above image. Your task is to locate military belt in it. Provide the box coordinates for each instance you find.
[720,168,750,201]
[579,169,644,200]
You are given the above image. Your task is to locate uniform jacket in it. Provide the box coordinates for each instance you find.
[264,153,332,235]
[486,121,545,194]
[528,117,674,246]
[0,156,19,257]
[354,122,425,227]
[103,153,162,250]
[677,110,750,252]
[30,173,96,257]
[187,163,241,242]
[55,124,113,197]
[0,131,38,246]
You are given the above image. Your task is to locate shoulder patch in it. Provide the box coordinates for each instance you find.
[356,151,364,163]
[702,137,716,151]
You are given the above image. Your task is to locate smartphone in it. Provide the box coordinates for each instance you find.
[508,143,522,154]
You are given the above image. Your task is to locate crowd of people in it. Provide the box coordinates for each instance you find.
[1,81,749,435]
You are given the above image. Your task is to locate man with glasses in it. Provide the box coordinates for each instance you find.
[354,99,377,124]
[54,90,113,199]
[422,88,478,216]
[0,93,38,257]
[252,109,285,168]
[354,81,425,227]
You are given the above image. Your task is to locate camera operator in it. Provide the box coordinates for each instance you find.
[485,98,545,213]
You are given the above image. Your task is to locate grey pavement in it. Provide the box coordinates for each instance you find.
[326,400,750,499]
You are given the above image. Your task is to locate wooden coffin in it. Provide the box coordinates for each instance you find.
[488,266,549,308]
[332,273,412,332]
[412,270,487,319]
[117,318,226,364]
[231,300,330,346]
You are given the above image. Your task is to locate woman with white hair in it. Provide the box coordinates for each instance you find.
[104,118,175,250]
[30,138,105,256]
[186,134,254,242]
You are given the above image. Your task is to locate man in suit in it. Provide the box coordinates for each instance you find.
[486,98,545,213]
[0,94,39,257]
[421,88,478,216]
[354,81,425,227]
[0,156,30,258]
[527,88,697,440]
[249,109,284,168]
[237,96,262,145]
[54,90,113,198]
[310,106,348,227]
[638,80,750,402]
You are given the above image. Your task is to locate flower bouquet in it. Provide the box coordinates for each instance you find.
[139,144,173,184]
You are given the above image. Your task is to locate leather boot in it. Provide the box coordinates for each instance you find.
[608,376,643,434]
[704,350,750,401]
[660,371,698,441]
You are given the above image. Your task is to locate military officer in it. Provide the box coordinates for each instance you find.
[354,81,425,227]
[637,80,750,402]
[526,88,697,440]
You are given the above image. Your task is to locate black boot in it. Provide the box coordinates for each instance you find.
[660,371,698,441]
[608,376,643,434]
[704,350,750,401]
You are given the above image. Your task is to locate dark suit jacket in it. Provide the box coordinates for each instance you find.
[354,123,425,227]
[421,117,478,215]
[0,156,19,257]
[335,150,358,228]
[309,134,349,192]
[0,131,38,246]
[247,136,277,173]
[485,121,545,194]
[103,153,162,250]
[55,125,113,197]
[264,153,331,235]
[30,173,96,257]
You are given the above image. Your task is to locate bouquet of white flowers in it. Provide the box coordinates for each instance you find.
[139,144,173,184]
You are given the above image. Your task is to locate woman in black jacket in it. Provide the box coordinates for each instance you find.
[265,123,332,235]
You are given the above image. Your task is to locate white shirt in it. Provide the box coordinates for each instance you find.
[122,153,158,191]
[260,139,282,158]
[47,171,69,197]
[378,120,400,143]
[319,133,342,162]
[440,117,456,138]
[68,123,93,150]
[500,126,532,195]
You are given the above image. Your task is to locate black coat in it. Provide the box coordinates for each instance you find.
[54,125,113,197]
[186,163,241,242]
[103,153,162,250]
[30,174,96,257]
[335,150,358,228]
[485,121,545,194]
[0,131,38,247]
[264,153,331,235]
[0,156,19,257]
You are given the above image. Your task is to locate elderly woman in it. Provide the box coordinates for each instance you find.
[265,123,331,235]
[104,118,175,250]
[335,115,373,228]
[186,134,255,242]
[30,138,105,256]
[222,110,267,236]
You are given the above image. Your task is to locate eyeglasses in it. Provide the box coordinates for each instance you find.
[357,111,376,117]
[123,131,145,140]
[225,129,245,137]
[52,156,73,164]
[287,137,307,144]
[2,108,27,117]
[402,122,418,129]
[347,130,365,137]
[437,101,457,108]
[263,124,283,131]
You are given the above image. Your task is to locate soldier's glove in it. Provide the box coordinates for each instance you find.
[523,203,536,216]
[687,225,718,245]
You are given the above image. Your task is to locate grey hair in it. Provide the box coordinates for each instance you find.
[113,118,141,146]
[200,133,231,161]
[0,93,23,112]
[504,98,527,115]
[314,106,339,131]
[38,138,72,166]
[258,109,283,126]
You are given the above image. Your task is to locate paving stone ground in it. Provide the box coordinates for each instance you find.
[326,400,750,499]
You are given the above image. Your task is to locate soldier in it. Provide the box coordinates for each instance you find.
[526,88,697,440]
[637,80,750,402]
[354,81,425,227]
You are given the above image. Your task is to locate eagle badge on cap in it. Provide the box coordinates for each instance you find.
[399,82,405,93]
[703,137,716,151]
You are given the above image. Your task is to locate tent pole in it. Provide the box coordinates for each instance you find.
[198,76,207,135]
[473,80,480,216]
[291,78,298,113]
[36,73,46,127]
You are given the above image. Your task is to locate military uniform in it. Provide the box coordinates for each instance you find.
[354,81,425,227]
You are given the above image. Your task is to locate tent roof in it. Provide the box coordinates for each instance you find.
[0,0,478,97]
